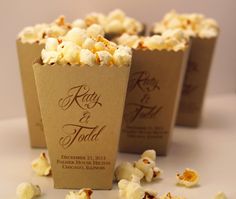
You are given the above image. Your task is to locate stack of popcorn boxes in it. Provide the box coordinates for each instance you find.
[16,9,219,189]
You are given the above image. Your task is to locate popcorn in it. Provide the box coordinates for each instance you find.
[214,192,227,199]
[114,162,144,181]
[45,37,59,51]
[176,168,199,187]
[86,24,105,39]
[116,33,140,49]
[64,28,87,46]
[80,49,97,66]
[153,10,219,38]
[31,152,51,176]
[18,26,41,44]
[123,17,143,35]
[41,49,61,65]
[16,182,41,199]
[118,178,158,199]
[95,51,113,66]
[113,46,132,67]
[159,192,186,199]
[84,12,106,27]
[72,19,87,29]
[107,9,126,22]
[85,9,143,35]
[141,149,156,161]
[135,157,161,182]
[105,20,124,34]
[116,30,188,52]
[82,38,96,50]
[41,28,132,67]
[18,16,70,44]
[115,150,161,183]
[65,188,93,199]
[58,41,81,65]
[143,35,166,51]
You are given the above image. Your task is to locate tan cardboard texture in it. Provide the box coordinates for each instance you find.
[176,37,217,127]
[33,63,130,189]
[119,49,189,155]
[16,40,46,148]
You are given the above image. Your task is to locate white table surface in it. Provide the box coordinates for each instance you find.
[1,94,236,199]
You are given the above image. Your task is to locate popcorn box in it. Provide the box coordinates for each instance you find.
[119,48,189,155]
[16,40,46,148]
[176,37,218,127]
[33,61,130,189]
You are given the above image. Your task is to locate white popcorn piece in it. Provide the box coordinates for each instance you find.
[141,150,156,161]
[65,188,93,199]
[159,192,186,199]
[114,162,144,181]
[107,9,126,22]
[143,35,166,51]
[135,157,158,182]
[72,19,87,29]
[16,182,41,199]
[58,41,81,65]
[80,49,97,66]
[86,24,105,39]
[214,192,227,199]
[118,179,157,199]
[123,17,143,35]
[45,38,59,51]
[18,27,39,44]
[41,49,61,65]
[95,51,113,66]
[105,20,124,34]
[31,152,51,176]
[116,33,140,48]
[113,46,132,67]
[64,27,88,46]
[176,168,199,187]
[82,37,96,50]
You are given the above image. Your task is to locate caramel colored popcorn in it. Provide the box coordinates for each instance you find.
[65,188,93,199]
[18,16,71,44]
[16,182,41,199]
[153,10,219,38]
[176,168,199,187]
[31,152,51,176]
[41,27,132,67]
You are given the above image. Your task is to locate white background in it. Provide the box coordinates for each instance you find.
[0,0,235,119]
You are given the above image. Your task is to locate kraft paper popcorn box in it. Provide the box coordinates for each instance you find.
[116,31,189,155]
[16,41,45,148]
[152,11,219,127]
[176,37,217,126]
[16,16,71,147]
[119,49,189,155]
[33,30,131,189]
